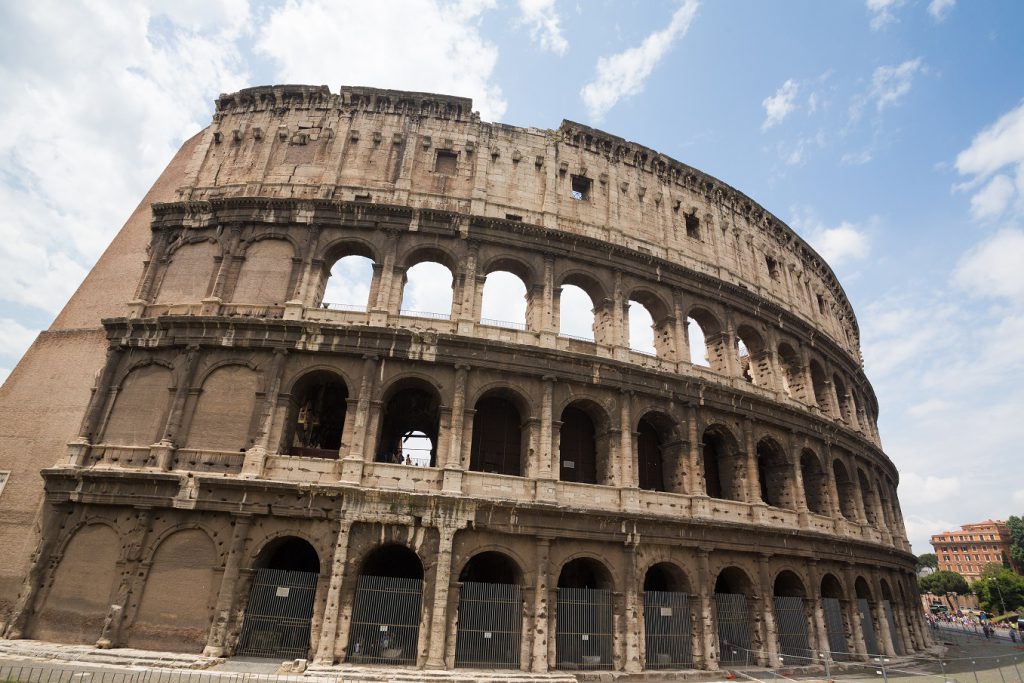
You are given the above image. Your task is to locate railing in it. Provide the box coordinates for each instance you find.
[479,317,527,330]
[169,449,245,475]
[399,309,450,320]
[559,332,595,343]
[320,301,366,312]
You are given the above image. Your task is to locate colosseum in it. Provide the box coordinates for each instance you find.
[0,85,927,675]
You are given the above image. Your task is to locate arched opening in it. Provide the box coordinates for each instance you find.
[820,574,851,661]
[556,558,614,670]
[714,567,754,665]
[703,426,742,501]
[800,450,827,515]
[636,415,666,492]
[237,537,321,659]
[480,270,528,329]
[643,563,693,669]
[469,395,523,476]
[455,552,523,669]
[628,300,656,355]
[375,380,441,467]
[880,579,903,655]
[735,325,766,385]
[832,459,858,521]
[687,317,710,366]
[772,571,811,661]
[854,576,880,656]
[857,469,878,525]
[285,371,349,458]
[401,261,453,319]
[833,374,851,422]
[756,438,794,509]
[559,404,600,485]
[232,239,294,305]
[809,361,830,414]
[321,254,375,311]
[777,343,804,401]
[687,308,723,369]
[558,283,596,341]
[348,545,425,665]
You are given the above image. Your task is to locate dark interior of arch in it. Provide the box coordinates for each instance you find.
[715,568,750,595]
[773,571,806,597]
[820,574,844,599]
[636,417,666,492]
[703,433,725,499]
[360,544,424,580]
[289,373,348,456]
[559,406,597,484]
[643,563,689,592]
[258,536,320,573]
[469,396,522,476]
[800,451,827,515]
[558,558,611,589]
[459,551,520,584]
[833,460,857,520]
[756,440,790,509]
[376,386,440,466]
[854,578,872,600]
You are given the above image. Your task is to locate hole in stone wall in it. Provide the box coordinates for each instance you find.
[435,150,458,175]
[570,174,591,201]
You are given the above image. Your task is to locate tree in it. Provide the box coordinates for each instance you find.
[916,553,938,571]
[920,570,970,608]
[972,565,1024,615]
[1008,515,1024,568]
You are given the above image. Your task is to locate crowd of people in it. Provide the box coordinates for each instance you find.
[927,610,1020,642]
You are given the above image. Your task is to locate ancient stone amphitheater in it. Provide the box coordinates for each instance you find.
[0,85,926,675]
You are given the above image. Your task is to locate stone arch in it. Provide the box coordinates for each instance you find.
[557,269,607,343]
[555,555,616,670]
[643,561,692,593]
[254,535,321,573]
[469,386,528,477]
[458,550,524,585]
[558,398,612,486]
[128,528,218,652]
[185,363,260,452]
[856,468,878,525]
[756,437,794,510]
[773,569,807,597]
[479,269,529,329]
[398,247,455,317]
[686,307,725,370]
[833,374,852,422]
[635,410,681,493]
[854,576,873,601]
[776,342,804,400]
[280,368,350,458]
[101,363,173,446]
[627,287,673,357]
[232,237,296,305]
[317,238,378,309]
[800,449,828,515]
[702,424,744,501]
[809,360,831,414]
[33,523,120,644]
[820,573,846,599]
[155,239,220,303]
[480,254,536,287]
[399,244,460,273]
[375,375,443,467]
[735,324,769,386]
[713,566,756,665]
[832,458,857,521]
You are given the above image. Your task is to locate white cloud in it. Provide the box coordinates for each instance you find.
[968,175,1015,220]
[954,101,1024,220]
[256,0,507,120]
[899,472,960,506]
[791,210,871,267]
[0,317,38,362]
[871,58,924,111]
[480,271,528,324]
[866,0,904,30]
[0,2,249,315]
[580,0,699,120]
[780,131,825,166]
[928,0,955,21]
[518,0,568,56]
[841,149,874,165]
[953,228,1024,300]
[403,262,454,315]
[762,79,799,130]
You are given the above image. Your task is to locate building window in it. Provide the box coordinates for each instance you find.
[765,255,780,281]
[435,150,458,175]
[570,174,591,201]
[0,471,8,498]
[816,294,826,315]
[685,213,701,239]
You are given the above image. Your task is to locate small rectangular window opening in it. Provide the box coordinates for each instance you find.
[570,174,591,201]
[816,293,826,314]
[505,213,523,222]
[765,255,780,281]
[435,150,458,175]
[685,213,700,239]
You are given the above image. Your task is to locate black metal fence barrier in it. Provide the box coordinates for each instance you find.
[714,592,752,665]
[346,574,422,666]
[643,590,693,669]
[454,581,522,669]
[236,568,318,660]
[555,587,613,670]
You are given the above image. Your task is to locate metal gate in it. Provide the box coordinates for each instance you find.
[454,581,522,669]
[822,597,850,661]
[555,587,613,670]
[236,568,318,659]
[773,596,811,663]
[883,600,903,655]
[347,575,423,666]
[858,598,879,655]
[714,592,752,665]
[643,590,693,669]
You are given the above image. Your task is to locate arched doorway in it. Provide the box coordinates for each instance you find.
[855,577,880,656]
[236,537,320,659]
[820,573,851,661]
[772,571,811,662]
[880,580,902,655]
[285,371,348,458]
[556,558,614,670]
[559,405,598,484]
[375,381,441,467]
[454,551,523,669]
[469,395,523,476]
[713,567,754,666]
[347,545,424,666]
[642,563,693,669]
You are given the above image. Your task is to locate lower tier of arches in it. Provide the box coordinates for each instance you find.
[7,475,928,672]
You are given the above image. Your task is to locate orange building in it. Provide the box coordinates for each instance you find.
[931,520,1016,582]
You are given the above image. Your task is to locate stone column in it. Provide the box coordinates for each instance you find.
[757,554,780,668]
[536,376,556,502]
[744,419,760,504]
[844,567,868,660]
[673,290,691,365]
[696,549,718,670]
[872,587,896,657]
[443,364,471,490]
[314,518,353,664]
[688,405,703,496]
[531,537,552,672]
[540,256,556,341]
[426,526,457,668]
[823,444,844,521]
[850,459,869,524]
[241,348,289,476]
[807,561,832,664]
[340,355,379,483]
[154,345,201,469]
[371,230,400,314]
[619,390,636,489]
[624,545,641,672]
[204,515,252,656]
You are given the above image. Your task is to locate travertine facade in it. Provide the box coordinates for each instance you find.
[0,85,925,673]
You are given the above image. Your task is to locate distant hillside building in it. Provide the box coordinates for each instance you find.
[930,520,1016,582]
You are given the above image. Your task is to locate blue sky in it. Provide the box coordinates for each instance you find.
[1,0,1023,553]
